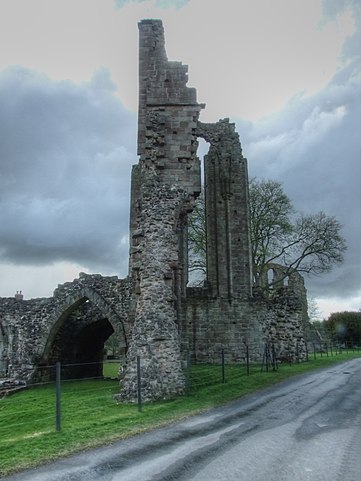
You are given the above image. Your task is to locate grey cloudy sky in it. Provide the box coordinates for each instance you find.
[0,0,360,318]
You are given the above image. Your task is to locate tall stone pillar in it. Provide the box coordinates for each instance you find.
[122,20,203,401]
[198,120,253,301]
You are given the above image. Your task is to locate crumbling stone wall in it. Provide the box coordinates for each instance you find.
[0,19,308,402]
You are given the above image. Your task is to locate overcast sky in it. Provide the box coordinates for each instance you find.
[0,0,360,318]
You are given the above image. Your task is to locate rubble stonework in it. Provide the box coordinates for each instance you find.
[0,19,307,401]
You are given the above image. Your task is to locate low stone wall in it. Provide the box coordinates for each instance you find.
[184,284,306,364]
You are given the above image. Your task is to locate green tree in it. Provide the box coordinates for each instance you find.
[324,311,361,345]
[188,178,347,289]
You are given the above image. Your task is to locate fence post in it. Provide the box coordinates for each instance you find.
[261,343,267,372]
[221,349,225,384]
[137,355,142,413]
[246,344,250,376]
[262,343,271,372]
[271,343,277,371]
[55,362,61,432]
[287,343,292,366]
[186,352,192,392]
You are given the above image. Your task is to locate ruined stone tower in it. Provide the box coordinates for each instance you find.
[122,20,204,400]
[121,19,306,400]
[122,20,258,400]
[0,20,307,401]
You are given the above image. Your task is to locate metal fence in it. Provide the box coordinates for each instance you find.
[0,342,359,438]
[0,360,120,437]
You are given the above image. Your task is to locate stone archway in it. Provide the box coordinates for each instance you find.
[0,273,132,383]
[35,292,128,378]
[39,301,115,380]
[36,285,129,381]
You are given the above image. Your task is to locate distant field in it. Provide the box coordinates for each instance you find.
[1,350,360,477]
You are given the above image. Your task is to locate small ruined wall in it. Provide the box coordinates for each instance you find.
[0,296,52,379]
[184,270,307,363]
[184,290,263,363]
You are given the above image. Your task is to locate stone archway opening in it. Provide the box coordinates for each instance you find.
[37,298,122,381]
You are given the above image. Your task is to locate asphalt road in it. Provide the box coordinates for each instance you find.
[3,358,361,481]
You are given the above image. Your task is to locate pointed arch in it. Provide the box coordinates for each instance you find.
[36,286,129,380]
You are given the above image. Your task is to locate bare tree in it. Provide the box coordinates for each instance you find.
[188,193,207,277]
[188,179,347,289]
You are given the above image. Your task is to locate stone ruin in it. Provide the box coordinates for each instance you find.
[0,20,307,401]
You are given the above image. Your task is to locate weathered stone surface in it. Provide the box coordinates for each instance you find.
[197,119,253,300]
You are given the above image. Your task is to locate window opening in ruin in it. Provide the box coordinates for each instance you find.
[104,332,121,360]
[187,138,209,287]
[284,276,289,287]
[267,269,275,288]
[103,332,123,379]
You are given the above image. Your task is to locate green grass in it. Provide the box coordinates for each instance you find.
[103,360,121,378]
[1,351,360,476]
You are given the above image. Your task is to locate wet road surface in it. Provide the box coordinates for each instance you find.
[3,358,361,481]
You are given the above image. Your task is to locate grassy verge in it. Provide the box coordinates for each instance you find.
[1,351,360,476]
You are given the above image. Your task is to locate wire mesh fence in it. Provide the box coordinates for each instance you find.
[0,342,360,441]
[185,341,361,392]
[0,361,121,441]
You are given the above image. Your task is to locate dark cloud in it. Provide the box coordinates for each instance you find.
[237,55,361,301]
[0,67,136,274]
